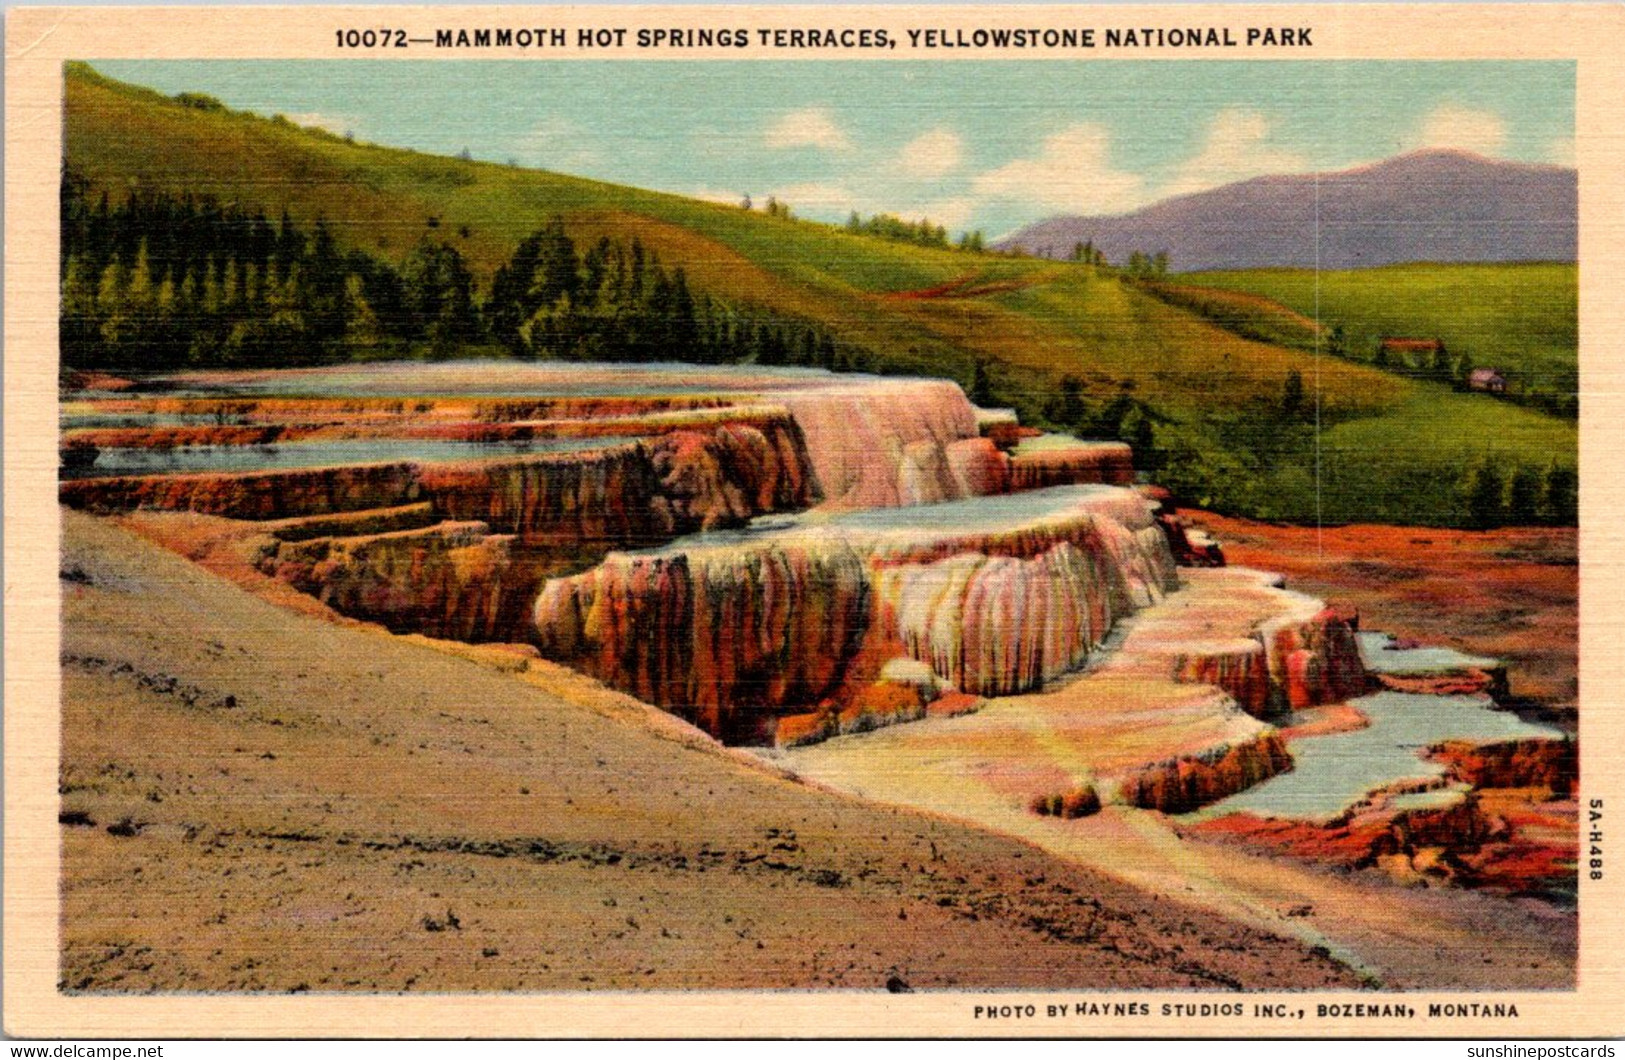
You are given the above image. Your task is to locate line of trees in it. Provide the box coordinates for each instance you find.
[1462,459,1577,528]
[842,211,986,253]
[1123,250,1170,278]
[1067,241,1107,266]
[1044,375,1160,472]
[486,217,858,368]
[60,174,862,373]
[60,171,476,369]
[1372,339,1578,419]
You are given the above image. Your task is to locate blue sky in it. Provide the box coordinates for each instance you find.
[92,60,1574,238]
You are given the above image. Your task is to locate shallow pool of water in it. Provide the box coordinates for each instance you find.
[616,484,1138,557]
[61,436,638,479]
[62,412,230,429]
[1189,691,1562,823]
[1010,433,1120,458]
[1357,632,1500,674]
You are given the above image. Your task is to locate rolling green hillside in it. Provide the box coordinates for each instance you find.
[61,63,1577,526]
[1183,264,1579,408]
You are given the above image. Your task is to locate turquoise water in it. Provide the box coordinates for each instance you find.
[1190,691,1562,823]
[62,412,228,429]
[819,484,1128,533]
[1357,631,1500,674]
[615,484,1134,556]
[61,436,638,479]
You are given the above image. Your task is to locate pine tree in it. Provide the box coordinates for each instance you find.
[1543,463,1578,525]
[1326,324,1346,359]
[1127,410,1157,475]
[61,255,94,318]
[1052,375,1087,428]
[60,255,100,364]
[967,359,996,406]
[1507,465,1543,525]
[1282,369,1306,419]
[202,258,223,316]
[1431,342,1453,386]
[1464,460,1507,529]
[126,240,154,313]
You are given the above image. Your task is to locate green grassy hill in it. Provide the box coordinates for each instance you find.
[1182,264,1579,406]
[61,63,1577,527]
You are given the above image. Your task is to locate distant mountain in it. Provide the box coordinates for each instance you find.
[997,149,1576,271]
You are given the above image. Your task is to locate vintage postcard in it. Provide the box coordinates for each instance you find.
[4,2,1622,1040]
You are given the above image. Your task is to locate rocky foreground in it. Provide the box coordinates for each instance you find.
[58,510,1361,992]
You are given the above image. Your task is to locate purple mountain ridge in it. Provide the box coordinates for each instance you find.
[995,149,1577,271]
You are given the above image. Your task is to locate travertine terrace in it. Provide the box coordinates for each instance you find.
[61,362,1218,752]
[59,360,1577,990]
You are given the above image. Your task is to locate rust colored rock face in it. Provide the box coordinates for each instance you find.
[1029,786,1103,819]
[59,462,422,520]
[1098,568,1367,723]
[1156,511,1226,567]
[776,380,984,508]
[646,421,819,530]
[1264,607,1368,710]
[1007,441,1136,492]
[1192,771,1579,901]
[414,425,817,547]
[1119,733,1294,814]
[1171,646,1273,717]
[535,540,876,740]
[533,488,1179,740]
[1431,737,1577,797]
[258,522,556,643]
[416,446,671,545]
[945,438,1011,498]
[62,420,818,548]
[878,539,1130,697]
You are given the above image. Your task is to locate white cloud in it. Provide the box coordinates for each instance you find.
[684,186,753,206]
[1410,103,1508,156]
[516,117,600,169]
[283,112,357,137]
[1547,135,1576,166]
[971,124,1145,214]
[764,182,857,212]
[915,197,975,232]
[1161,110,1307,198]
[764,107,853,153]
[897,128,964,179]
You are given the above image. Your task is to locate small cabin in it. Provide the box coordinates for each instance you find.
[1468,367,1508,394]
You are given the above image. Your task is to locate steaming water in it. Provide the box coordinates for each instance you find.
[61,436,638,479]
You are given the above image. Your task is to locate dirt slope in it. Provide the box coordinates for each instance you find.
[58,510,1359,992]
